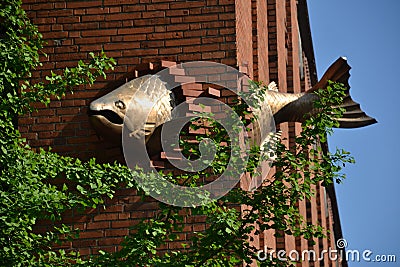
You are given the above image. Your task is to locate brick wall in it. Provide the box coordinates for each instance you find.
[235,0,253,78]
[21,0,345,266]
[253,0,269,82]
[20,0,237,161]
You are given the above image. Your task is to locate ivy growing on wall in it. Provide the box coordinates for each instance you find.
[0,1,354,266]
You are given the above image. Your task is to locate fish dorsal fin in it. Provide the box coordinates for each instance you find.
[267,81,278,92]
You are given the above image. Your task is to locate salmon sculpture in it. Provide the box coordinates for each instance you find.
[89,58,376,154]
[89,74,173,153]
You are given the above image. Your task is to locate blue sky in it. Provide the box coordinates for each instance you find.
[308,1,400,265]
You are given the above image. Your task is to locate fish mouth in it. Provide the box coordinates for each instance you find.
[88,109,124,125]
[88,109,124,143]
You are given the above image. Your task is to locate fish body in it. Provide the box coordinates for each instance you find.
[89,58,376,151]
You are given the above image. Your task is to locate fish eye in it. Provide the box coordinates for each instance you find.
[115,100,126,110]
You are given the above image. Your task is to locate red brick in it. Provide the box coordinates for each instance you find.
[202,51,225,59]
[105,229,128,237]
[32,17,56,25]
[154,25,165,33]
[166,24,189,31]
[53,241,72,249]
[111,6,122,12]
[148,32,183,40]
[31,3,54,10]
[165,9,189,17]
[98,237,124,246]
[121,34,147,42]
[111,220,135,229]
[121,49,158,57]
[53,9,75,17]
[94,213,118,221]
[86,7,109,15]
[38,132,60,139]
[142,11,165,18]
[63,22,99,31]
[158,47,182,55]
[72,239,97,248]
[21,133,38,140]
[56,108,81,115]
[165,38,200,47]
[66,1,101,8]
[74,9,85,15]
[51,52,87,62]
[66,137,94,144]
[183,30,205,38]
[81,29,117,37]
[183,14,219,23]
[99,21,123,28]
[81,14,106,22]
[118,27,154,35]
[133,17,171,26]
[54,2,66,9]
[122,20,134,27]
[77,248,91,256]
[103,0,135,5]
[122,5,146,12]
[170,17,182,24]
[80,44,103,52]
[101,205,124,213]
[105,13,139,21]
[146,3,169,11]
[30,139,53,147]
[19,117,35,124]
[57,16,80,24]
[18,126,30,135]
[170,2,204,9]
[118,213,130,220]
[79,230,105,239]
[125,201,158,211]
[31,124,55,132]
[104,43,140,51]
[87,221,110,230]
[74,36,111,44]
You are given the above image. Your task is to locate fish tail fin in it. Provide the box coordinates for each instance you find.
[309,57,377,128]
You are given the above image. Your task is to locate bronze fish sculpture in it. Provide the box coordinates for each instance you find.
[89,57,376,153]
[89,74,173,153]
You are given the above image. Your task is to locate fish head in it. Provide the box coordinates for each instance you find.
[89,76,151,144]
[89,75,173,145]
